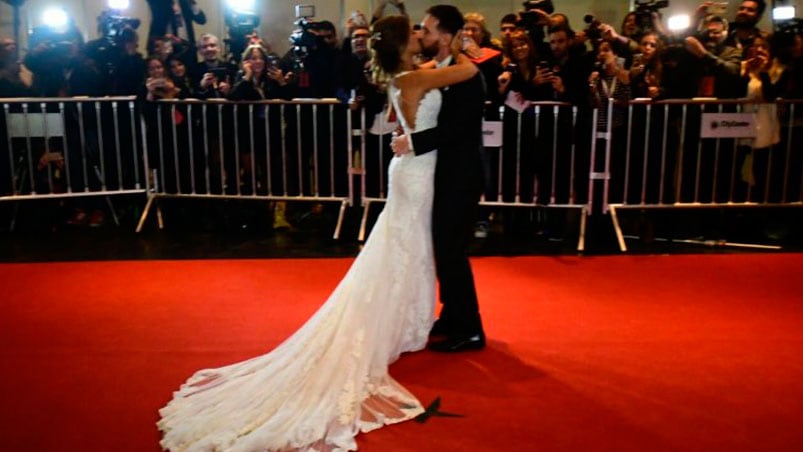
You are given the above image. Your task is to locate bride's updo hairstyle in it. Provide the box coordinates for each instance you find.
[370,15,410,82]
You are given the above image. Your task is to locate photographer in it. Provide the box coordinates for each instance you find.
[682,15,743,98]
[24,22,90,97]
[282,20,339,99]
[107,27,145,96]
[192,33,237,99]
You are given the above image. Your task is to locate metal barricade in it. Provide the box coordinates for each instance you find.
[1,97,145,229]
[6,95,799,249]
[595,98,803,251]
[355,101,591,250]
[135,98,354,239]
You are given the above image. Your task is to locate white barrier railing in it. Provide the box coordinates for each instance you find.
[1,97,145,229]
[592,98,803,251]
[3,96,801,251]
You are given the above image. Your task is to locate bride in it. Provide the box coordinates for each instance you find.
[157,15,478,452]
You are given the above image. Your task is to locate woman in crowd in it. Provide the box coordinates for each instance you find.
[140,56,188,193]
[629,31,664,100]
[166,55,194,99]
[589,39,631,203]
[737,35,790,202]
[228,44,293,226]
[496,29,543,204]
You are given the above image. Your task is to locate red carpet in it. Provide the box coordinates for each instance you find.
[2,254,803,451]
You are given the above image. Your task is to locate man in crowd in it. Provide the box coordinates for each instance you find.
[191,33,237,98]
[729,0,770,49]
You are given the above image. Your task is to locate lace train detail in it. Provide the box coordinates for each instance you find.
[158,82,441,452]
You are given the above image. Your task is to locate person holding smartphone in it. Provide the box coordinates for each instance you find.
[191,33,237,98]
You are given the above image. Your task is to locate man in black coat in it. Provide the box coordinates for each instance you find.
[395,5,487,352]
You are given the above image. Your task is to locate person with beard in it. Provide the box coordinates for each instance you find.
[682,14,743,99]
[728,0,770,50]
[393,5,488,352]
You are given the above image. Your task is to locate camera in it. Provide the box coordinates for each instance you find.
[266,55,281,69]
[634,0,669,33]
[225,11,260,63]
[522,0,554,15]
[583,14,603,42]
[518,0,554,40]
[288,18,329,69]
[97,10,140,40]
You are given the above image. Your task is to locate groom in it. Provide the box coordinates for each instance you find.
[393,5,486,352]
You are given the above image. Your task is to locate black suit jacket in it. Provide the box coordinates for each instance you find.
[411,65,485,194]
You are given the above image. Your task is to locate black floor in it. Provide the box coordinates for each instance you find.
[1,197,801,263]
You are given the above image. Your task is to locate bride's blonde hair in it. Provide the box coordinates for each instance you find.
[370,15,411,85]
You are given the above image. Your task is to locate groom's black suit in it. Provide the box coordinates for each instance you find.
[411,60,486,339]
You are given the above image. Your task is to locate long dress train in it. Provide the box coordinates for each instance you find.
[157,83,442,451]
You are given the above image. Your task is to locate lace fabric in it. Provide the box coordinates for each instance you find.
[158,83,442,451]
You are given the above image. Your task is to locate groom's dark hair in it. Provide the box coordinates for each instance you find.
[426,5,465,36]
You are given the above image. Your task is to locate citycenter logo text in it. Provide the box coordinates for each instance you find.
[711,120,751,129]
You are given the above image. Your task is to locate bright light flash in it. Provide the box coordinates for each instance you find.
[667,14,691,32]
[772,7,796,21]
[108,0,130,11]
[226,0,257,14]
[42,7,69,30]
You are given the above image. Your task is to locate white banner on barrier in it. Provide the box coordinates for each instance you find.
[700,113,756,138]
[482,121,503,147]
[7,113,64,137]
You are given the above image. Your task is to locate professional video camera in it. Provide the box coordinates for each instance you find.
[634,0,668,33]
[97,11,140,40]
[225,10,259,62]
[84,11,140,79]
[288,5,327,69]
[28,24,82,56]
[517,0,554,40]
[772,17,802,53]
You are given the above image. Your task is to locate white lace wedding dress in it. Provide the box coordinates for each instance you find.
[158,81,441,451]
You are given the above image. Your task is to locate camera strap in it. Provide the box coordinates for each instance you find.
[599,76,617,99]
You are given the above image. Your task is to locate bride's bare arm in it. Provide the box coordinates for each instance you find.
[393,52,478,131]
[411,52,478,91]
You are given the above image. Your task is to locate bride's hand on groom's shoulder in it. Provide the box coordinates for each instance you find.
[450,31,465,56]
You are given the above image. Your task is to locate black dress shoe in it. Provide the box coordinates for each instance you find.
[429,318,452,337]
[427,333,486,353]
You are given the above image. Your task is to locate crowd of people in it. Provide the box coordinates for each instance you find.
[2,0,803,227]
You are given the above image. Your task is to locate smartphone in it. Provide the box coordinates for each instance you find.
[209,67,228,81]
[295,4,315,19]
[706,2,728,16]
[266,55,281,69]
